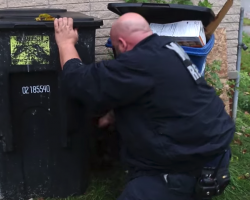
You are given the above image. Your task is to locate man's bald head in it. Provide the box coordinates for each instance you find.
[110,13,153,56]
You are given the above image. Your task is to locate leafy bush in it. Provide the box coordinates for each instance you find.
[198,0,213,8]
[237,72,250,113]
[169,0,193,5]
[205,61,224,96]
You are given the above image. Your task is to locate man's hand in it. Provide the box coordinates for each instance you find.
[98,111,115,128]
[54,17,78,47]
[54,17,81,68]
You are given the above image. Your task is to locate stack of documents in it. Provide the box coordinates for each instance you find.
[150,21,206,47]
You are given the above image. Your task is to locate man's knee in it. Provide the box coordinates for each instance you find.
[117,175,196,200]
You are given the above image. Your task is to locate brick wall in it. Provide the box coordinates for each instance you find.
[207,0,241,73]
[0,0,241,75]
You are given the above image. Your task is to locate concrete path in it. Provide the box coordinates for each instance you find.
[244,26,250,34]
[242,0,250,34]
[241,0,250,18]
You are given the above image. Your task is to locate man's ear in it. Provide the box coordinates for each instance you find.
[118,37,127,52]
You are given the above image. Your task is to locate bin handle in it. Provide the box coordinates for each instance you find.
[14,23,47,28]
[142,3,170,7]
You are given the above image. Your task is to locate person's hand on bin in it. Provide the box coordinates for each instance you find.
[54,17,78,47]
[54,17,81,68]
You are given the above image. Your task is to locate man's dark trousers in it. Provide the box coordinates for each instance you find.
[118,173,197,200]
[118,150,231,200]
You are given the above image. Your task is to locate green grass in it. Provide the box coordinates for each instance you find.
[215,32,250,200]
[241,32,250,72]
[215,111,250,200]
[47,33,250,200]
[244,18,250,26]
[45,170,125,200]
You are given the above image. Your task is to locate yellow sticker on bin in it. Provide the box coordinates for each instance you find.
[10,35,50,65]
[35,13,55,22]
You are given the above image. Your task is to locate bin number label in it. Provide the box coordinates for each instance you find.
[22,85,51,95]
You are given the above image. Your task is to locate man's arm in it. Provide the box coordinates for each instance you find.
[61,58,153,112]
[58,44,81,68]
[54,17,81,68]
[55,17,153,112]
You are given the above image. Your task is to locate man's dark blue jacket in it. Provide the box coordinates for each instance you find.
[62,34,235,175]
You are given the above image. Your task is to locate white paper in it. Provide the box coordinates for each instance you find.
[150,20,206,46]
[161,23,176,36]
[149,23,164,35]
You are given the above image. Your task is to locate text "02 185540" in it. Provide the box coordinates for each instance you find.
[22,85,51,95]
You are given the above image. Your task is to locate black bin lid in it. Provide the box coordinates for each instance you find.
[0,8,67,14]
[107,3,215,27]
[0,8,103,29]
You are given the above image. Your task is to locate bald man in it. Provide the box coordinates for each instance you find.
[54,13,234,200]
